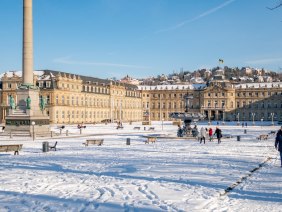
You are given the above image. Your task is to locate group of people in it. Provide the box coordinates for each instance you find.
[177,124,222,144]
[199,127,222,144]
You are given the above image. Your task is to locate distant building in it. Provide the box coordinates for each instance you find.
[120,75,140,85]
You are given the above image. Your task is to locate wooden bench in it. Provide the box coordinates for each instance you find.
[148,127,155,131]
[145,137,156,144]
[257,134,268,140]
[133,127,141,130]
[0,144,23,155]
[83,139,104,146]
[49,141,58,151]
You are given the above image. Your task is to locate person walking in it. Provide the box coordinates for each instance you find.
[208,128,213,141]
[214,127,222,144]
[275,126,282,167]
[199,127,206,144]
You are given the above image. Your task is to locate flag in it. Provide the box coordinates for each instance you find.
[219,59,224,63]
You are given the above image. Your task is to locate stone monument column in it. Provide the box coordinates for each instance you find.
[23,0,34,86]
[5,0,50,134]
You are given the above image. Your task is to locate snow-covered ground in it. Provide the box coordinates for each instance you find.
[0,122,281,212]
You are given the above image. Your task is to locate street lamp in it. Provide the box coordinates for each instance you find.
[31,121,35,141]
[261,118,263,128]
[237,113,240,126]
[222,112,225,125]
[270,113,274,126]
[251,113,255,126]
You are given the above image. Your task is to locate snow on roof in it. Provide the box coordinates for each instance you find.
[235,82,282,89]
[138,84,206,91]
[0,70,45,78]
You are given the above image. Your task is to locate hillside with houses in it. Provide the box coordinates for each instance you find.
[119,67,282,85]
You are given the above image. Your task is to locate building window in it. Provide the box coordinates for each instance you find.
[221,101,225,108]
[39,82,44,88]
[62,96,65,105]
[46,95,50,104]
[56,96,58,105]
[46,81,51,88]
[62,111,65,119]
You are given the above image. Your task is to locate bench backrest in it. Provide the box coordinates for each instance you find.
[0,144,23,152]
[86,139,103,144]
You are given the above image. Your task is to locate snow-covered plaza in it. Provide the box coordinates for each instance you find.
[0,122,281,212]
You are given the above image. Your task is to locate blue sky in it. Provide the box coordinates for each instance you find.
[0,0,282,79]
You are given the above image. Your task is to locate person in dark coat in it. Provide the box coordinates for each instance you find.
[214,127,222,144]
[275,126,282,167]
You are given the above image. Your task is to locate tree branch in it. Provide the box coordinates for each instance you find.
[267,1,282,10]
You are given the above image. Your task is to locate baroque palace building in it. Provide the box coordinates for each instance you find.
[0,70,143,124]
[1,70,282,124]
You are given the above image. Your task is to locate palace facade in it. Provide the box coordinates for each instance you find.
[0,70,142,124]
[1,70,282,124]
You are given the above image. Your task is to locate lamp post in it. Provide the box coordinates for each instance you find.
[271,113,274,126]
[222,112,225,125]
[237,113,240,126]
[31,121,35,141]
[261,118,263,128]
[251,113,255,126]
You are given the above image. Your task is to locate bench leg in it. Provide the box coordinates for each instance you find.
[14,151,19,155]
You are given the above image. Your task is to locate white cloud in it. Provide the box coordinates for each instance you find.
[156,0,236,33]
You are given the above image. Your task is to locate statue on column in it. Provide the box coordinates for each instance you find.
[9,95,15,109]
[26,96,31,109]
[40,96,46,112]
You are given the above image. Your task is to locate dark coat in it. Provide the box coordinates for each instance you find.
[214,128,222,139]
[275,129,282,152]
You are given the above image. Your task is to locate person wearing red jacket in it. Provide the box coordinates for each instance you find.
[208,128,213,141]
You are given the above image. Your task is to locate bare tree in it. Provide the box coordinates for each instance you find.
[267,0,282,10]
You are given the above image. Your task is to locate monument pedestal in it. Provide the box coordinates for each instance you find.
[5,88,50,135]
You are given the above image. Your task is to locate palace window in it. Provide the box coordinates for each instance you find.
[221,101,225,108]
[62,111,65,119]
[62,96,65,105]
[39,82,44,88]
[46,81,51,88]
[46,95,50,104]
[56,96,58,104]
